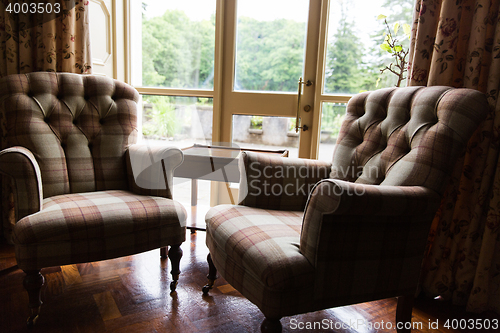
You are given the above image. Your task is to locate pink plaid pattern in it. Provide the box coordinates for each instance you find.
[206,205,316,318]
[13,190,186,270]
[0,147,42,222]
[0,73,187,272]
[205,86,489,319]
[0,72,139,198]
[238,152,331,211]
[332,86,489,195]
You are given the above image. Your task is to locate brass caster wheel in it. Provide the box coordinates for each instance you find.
[202,284,211,295]
[26,313,39,327]
[170,280,178,292]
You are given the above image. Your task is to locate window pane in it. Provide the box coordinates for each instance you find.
[141,95,213,148]
[130,0,216,89]
[324,0,414,94]
[232,115,299,158]
[234,0,309,92]
[318,102,346,162]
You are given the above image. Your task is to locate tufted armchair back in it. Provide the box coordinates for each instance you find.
[0,72,139,199]
[331,86,488,195]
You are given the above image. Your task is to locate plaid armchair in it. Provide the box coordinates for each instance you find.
[0,72,187,325]
[203,86,489,332]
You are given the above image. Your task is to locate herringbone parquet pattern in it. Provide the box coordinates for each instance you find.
[1,230,498,332]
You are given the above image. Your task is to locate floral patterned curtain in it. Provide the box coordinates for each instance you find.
[0,0,91,242]
[0,0,91,75]
[408,0,500,314]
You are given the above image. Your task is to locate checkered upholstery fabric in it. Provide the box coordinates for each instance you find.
[0,147,42,221]
[13,190,186,270]
[0,72,187,271]
[238,151,331,211]
[301,180,441,309]
[205,205,316,318]
[0,72,139,198]
[332,86,488,195]
[205,86,489,319]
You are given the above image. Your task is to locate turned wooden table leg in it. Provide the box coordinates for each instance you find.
[23,270,45,326]
[160,246,168,258]
[396,294,414,333]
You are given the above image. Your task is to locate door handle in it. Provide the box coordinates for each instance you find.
[296,77,313,132]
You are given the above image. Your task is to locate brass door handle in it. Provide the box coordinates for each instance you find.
[296,77,313,132]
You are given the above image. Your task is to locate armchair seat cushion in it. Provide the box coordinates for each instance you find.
[205,205,313,291]
[13,190,187,270]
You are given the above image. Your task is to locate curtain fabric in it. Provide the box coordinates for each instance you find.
[0,0,91,242]
[0,0,91,75]
[408,0,500,314]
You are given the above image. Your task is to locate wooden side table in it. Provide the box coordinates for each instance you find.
[174,144,289,231]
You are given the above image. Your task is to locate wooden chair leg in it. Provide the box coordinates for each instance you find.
[396,294,414,333]
[261,317,282,333]
[23,270,45,327]
[202,253,217,295]
[168,244,183,292]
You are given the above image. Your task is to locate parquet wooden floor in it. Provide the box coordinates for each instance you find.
[0,231,498,332]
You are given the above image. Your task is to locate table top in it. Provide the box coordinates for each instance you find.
[182,144,288,159]
[175,144,288,182]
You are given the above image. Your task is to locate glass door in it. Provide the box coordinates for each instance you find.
[219,0,322,159]
[127,0,414,207]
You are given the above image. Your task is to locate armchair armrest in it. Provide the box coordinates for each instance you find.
[238,151,331,211]
[0,147,43,221]
[126,144,183,199]
[300,179,442,303]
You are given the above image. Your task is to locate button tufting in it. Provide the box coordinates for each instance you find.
[99,119,104,125]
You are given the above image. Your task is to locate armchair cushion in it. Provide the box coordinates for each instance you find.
[238,151,331,211]
[13,190,186,270]
[205,204,315,318]
[205,205,311,290]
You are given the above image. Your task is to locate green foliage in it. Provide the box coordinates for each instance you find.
[250,116,263,129]
[142,95,178,138]
[324,5,379,94]
[141,2,414,94]
[234,17,305,91]
[142,10,215,88]
[321,104,346,139]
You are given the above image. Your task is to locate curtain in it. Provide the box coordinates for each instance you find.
[408,0,500,314]
[0,0,91,242]
[0,0,91,75]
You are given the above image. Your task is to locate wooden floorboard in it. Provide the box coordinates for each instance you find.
[0,231,498,332]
